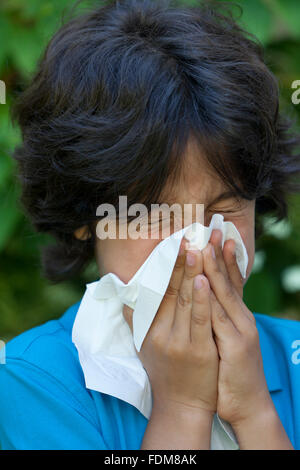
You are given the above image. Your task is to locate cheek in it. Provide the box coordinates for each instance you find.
[96,236,161,284]
[122,238,161,282]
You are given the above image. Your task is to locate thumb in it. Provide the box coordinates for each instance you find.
[122,304,134,333]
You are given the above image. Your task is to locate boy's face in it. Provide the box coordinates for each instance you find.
[91,139,256,287]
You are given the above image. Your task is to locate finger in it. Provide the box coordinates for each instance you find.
[209,288,239,345]
[223,239,244,298]
[153,237,187,333]
[171,247,203,344]
[202,242,253,333]
[210,290,240,360]
[123,304,134,333]
[190,274,214,344]
[209,229,228,279]
[164,237,187,299]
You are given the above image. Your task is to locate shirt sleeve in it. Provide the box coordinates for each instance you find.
[0,358,109,450]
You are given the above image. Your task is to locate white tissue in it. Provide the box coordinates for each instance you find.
[72,214,247,450]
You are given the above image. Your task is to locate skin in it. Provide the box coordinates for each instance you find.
[90,138,256,284]
[74,138,294,449]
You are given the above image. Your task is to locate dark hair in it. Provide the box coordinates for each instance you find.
[11,0,300,282]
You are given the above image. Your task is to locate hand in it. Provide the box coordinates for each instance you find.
[123,238,219,416]
[202,229,273,427]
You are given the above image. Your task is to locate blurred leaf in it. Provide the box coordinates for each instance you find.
[234,0,273,44]
[244,270,282,314]
[0,154,14,190]
[8,26,44,77]
[0,16,11,71]
[0,100,21,149]
[0,184,22,251]
[272,0,300,38]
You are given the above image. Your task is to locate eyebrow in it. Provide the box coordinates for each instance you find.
[159,190,239,207]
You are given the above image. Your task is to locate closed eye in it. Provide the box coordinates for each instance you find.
[208,199,247,215]
[208,209,240,215]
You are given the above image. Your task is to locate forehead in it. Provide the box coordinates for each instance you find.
[160,137,229,204]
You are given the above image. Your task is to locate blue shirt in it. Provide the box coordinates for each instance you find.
[0,300,299,450]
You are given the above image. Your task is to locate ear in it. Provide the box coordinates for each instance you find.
[74,225,91,241]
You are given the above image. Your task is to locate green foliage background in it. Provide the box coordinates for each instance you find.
[0,0,299,341]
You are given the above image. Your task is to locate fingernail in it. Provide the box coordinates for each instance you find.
[186,251,196,266]
[194,275,203,289]
[211,245,216,259]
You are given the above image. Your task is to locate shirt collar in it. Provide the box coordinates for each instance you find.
[254,313,283,393]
